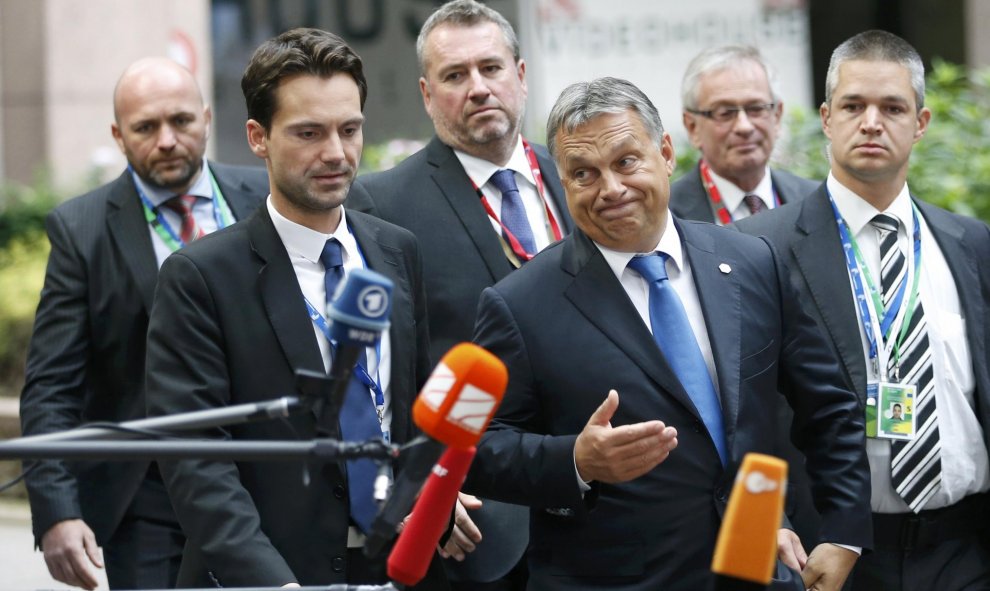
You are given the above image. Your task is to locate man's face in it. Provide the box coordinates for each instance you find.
[683,61,781,190]
[555,110,675,253]
[821,59,930,194]
[419,21,527,157]
[112,70,210,193]
[247,73,363,229]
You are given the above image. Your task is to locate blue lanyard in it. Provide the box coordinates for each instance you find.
[828,189,922,377]
[130,164,234,251]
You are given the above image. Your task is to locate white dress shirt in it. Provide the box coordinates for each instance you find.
[135,158,222,267]
[267,198,393,435]
[707,165,776,223]
[828,173,989,513]
[455,137,563,252]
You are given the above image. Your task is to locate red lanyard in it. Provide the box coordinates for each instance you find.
[698,159,780,225]
[475,138,562,263]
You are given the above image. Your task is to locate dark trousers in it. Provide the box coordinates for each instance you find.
[103,470,185,590]
[849,494,990,591]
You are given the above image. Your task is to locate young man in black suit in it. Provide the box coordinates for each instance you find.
[346,1,573,587]
[737,30,990,590]
[19,57,268,590]
[464,77,871,591]
[144,28,445,589]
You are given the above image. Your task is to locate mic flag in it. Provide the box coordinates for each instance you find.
[712,453,788,590]
[388,446,477,587]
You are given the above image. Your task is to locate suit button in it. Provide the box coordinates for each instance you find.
[694,420,702,433]
[715,487,728,503]
[333,485,345,499]
[332,556,345,572]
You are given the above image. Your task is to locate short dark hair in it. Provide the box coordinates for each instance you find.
[242,28,367,132]
[825,30,925,110]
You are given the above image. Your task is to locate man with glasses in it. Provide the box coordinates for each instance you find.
[671,45,816,225]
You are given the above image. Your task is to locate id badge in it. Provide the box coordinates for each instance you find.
[876,381,917,440]
[865,382,879,438]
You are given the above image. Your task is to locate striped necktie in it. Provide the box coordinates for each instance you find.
[161,195,206,244]
[873,214,941,512]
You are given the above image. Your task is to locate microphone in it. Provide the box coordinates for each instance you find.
[387,446,477,587]
[323,268,393,414]
[363,343,507,558]
[711,453,788,591]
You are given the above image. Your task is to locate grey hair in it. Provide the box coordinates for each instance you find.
[825,29,925,110]
[680,45,780,110]
[416,0,520,75]
[546,77,665,160]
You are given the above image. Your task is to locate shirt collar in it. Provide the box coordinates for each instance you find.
[134,157,213,209]
[827,172,914,237]
[707,164,774,212]
[267,198,359,265]
[453,136,535,190]
[595,213,684,280]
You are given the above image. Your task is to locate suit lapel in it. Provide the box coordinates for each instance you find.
[106,172,159,311]
[562,231,702,419]
[211,162,266,220]
[791,189,867,399]
[679,221,743,449]
[249,208,325,386]
[426,138,512,283]
[532,146,573,234]
[683,165,719,222]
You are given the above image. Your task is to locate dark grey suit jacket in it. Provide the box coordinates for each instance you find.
[20,162,268,545]
[670,163,817,223]
[735,185,990,545]
[464,220,872,591]
[144,206,445,588]
[347,136,573,581]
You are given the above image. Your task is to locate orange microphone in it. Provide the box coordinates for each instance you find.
[712,453,788,590]
[364,343,507,558]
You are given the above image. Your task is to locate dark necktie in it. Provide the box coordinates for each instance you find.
[627,253,727,466]
[490,169,538,256]
[320,238,381,532]
[743,194,768,216]
[161,195,206,243]
[872,214,941,512]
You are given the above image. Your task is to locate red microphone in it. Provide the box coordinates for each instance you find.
[711,453,788,590]
[363,343,507,558]
[387,446,477,586]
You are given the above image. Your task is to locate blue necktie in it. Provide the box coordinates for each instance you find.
[320,239,381,532]
[490,169,538,256]
[627,253,728,466]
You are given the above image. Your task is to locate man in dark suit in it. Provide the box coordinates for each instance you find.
[19,57,267,590]
[671,45,816,225]
[144,29,445,588]
[347,1,572,588]
[464,77,871,591]
[736,30,990,590]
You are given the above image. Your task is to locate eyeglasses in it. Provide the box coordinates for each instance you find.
[686,103,777,124]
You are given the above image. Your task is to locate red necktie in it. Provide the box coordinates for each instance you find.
[161,195,206,244]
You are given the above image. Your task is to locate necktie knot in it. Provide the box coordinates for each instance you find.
[320,238,344,272]
[627,253,670,284]
[870,213,900,236]
[743,194,767,215]
[161,195,205,243]
[162,194,199,215]
[489,168,519,194]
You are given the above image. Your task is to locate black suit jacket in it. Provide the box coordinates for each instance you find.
[735,185,990,538]
[670,163,816,223]
[144,206,443,588]
[463,220,872,591]
[19,162,267,544]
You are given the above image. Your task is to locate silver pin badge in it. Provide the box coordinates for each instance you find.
[719,263,732,274]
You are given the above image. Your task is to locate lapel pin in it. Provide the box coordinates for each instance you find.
[719,263,732,274]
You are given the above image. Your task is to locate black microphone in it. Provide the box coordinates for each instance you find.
[363,343,508,558]
[321,268,393,417]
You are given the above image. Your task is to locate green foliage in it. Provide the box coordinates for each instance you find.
[0,231,48,397]
[360,138,428,173]
[772,60,990,223]
[0,171,59,250]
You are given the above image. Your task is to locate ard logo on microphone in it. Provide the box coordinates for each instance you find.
[358,285,389,318]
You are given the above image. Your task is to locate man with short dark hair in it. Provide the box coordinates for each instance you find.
[144,29,445,588]
[671,45,815,224]
[737,30,990,590]
[20,57,267,590]
[464,76,870,591]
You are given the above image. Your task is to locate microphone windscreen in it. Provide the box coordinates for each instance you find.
[413,343,507,449]
[387,446,477,586]
[711,453,788,586]
[326,267,393,347]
